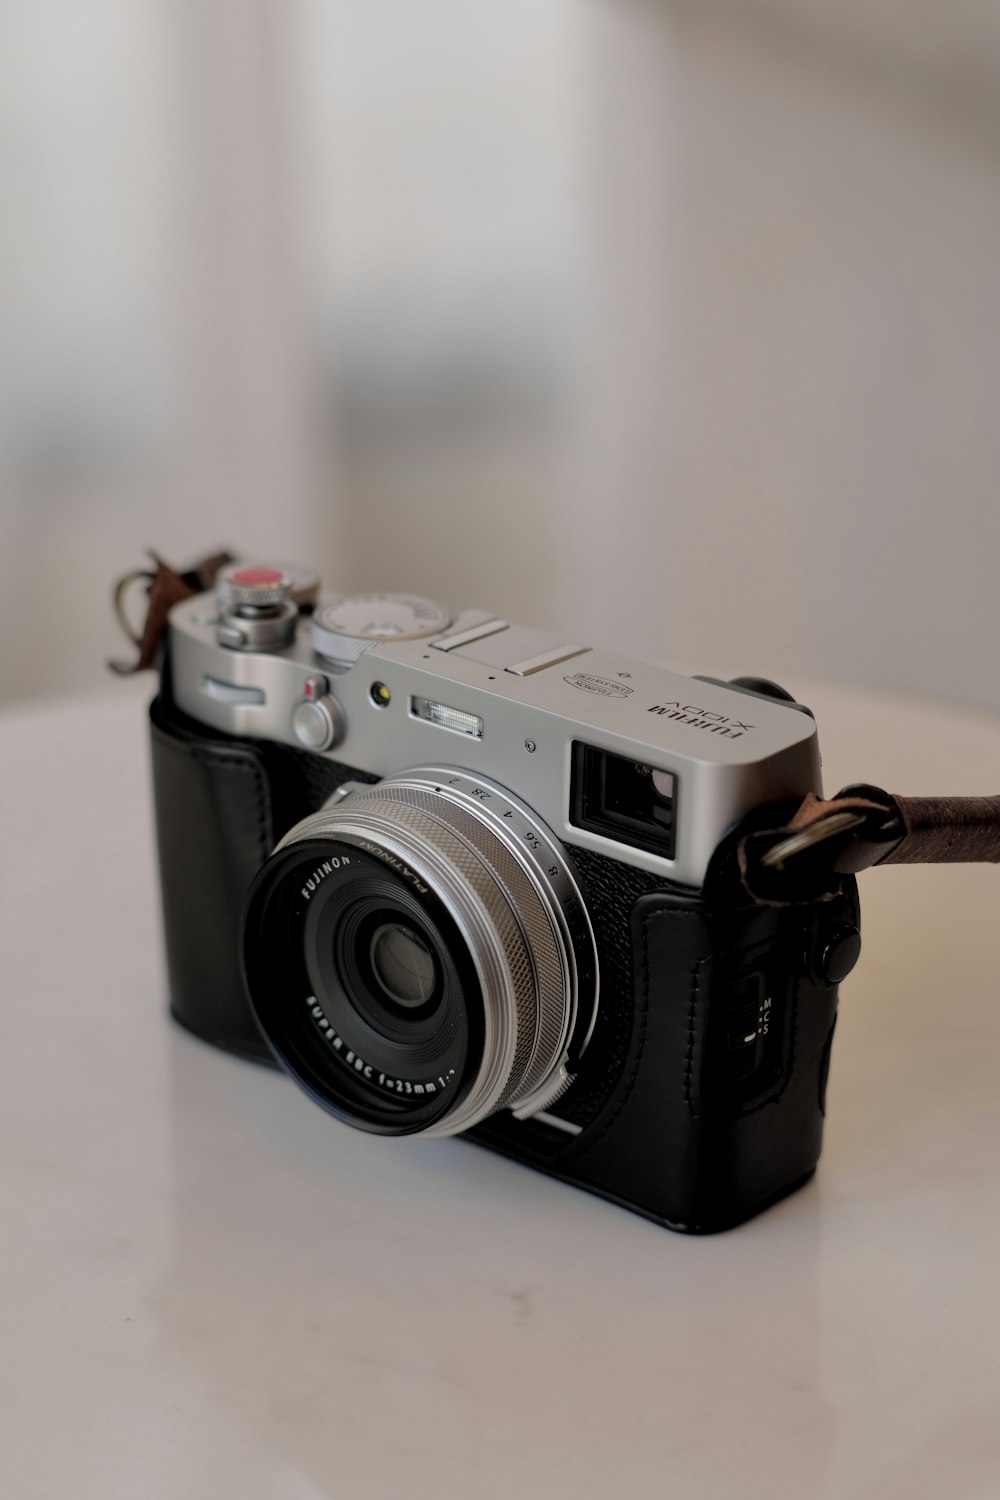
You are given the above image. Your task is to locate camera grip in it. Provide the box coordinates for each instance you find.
[477,878,854,1232]
[571,890,846,1231]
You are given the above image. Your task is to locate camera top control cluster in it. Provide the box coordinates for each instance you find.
[169,560,822,889]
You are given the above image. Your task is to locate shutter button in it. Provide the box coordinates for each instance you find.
[217,565,293,611]
[215,565,297,650]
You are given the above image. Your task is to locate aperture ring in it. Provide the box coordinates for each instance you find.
[279,776,575,1134]
[269,767,597,1137]
[327,799,540,1123]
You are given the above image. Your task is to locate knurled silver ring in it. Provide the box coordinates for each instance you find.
[276,772,587,1136]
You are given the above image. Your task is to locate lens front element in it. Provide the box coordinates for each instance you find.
[242,769,598,1138]
[369,923,436,1008]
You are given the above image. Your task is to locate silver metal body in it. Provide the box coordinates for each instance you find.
[170,588,821,888]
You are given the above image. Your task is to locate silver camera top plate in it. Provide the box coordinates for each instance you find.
[168,588,821,888]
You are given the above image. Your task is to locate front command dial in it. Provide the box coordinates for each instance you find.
[311,593,451,665]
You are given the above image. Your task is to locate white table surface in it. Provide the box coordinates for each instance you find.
[2,675,1000,1500]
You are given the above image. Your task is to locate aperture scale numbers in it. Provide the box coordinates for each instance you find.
[441,774,562,879]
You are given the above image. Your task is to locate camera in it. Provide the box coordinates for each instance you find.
[149,561,861,1233]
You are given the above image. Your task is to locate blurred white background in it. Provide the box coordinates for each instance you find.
[2,0,998,708]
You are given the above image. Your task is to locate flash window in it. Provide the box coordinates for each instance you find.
[410,696,484,739]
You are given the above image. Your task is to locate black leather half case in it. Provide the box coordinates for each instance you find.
[149,690,369,1062]
[150,683,855,1233]
[473,884,850,1232]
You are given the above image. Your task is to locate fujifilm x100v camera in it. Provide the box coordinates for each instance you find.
[148,561,861,1233]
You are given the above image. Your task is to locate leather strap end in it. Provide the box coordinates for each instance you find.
[736,789,903,906]
[109,549,233,674]
[736,783,1000,906]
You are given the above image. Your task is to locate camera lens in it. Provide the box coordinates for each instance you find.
[369,923,436,1008]
[242,770,598,1138]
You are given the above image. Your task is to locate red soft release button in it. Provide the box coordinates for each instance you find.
[231,566,285,586]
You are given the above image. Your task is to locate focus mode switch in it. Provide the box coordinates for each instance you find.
[291,676,342,751]
[723,981,767,1083]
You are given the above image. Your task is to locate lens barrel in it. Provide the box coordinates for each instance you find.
[242,769,598,1137]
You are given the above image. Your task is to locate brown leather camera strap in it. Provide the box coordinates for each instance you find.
[109,549,232,674]
[737,784,1000,905]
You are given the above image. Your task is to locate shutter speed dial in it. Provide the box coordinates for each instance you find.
[311,593,451,666]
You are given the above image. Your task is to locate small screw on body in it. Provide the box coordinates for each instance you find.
[524,739,536,753]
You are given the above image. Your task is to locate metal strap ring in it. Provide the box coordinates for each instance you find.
[113,569,156,647]
[758,811,868,871]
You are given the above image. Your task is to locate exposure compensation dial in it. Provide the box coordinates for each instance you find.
[311,593,451,666]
